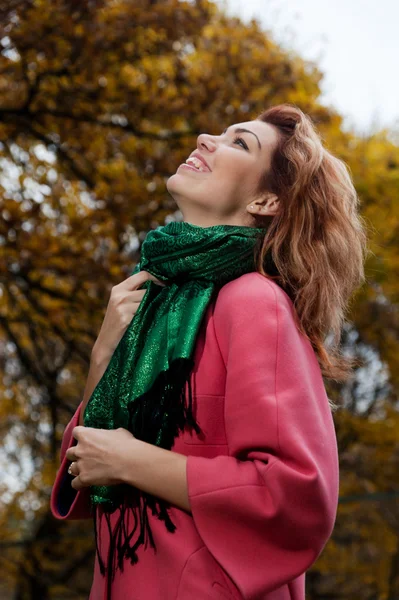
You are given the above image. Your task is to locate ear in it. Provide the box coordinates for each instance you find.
[247,194,279,217]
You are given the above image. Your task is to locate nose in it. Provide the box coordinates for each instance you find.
[196,132,217,153]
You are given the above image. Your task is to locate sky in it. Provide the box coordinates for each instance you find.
[215,0,399,136]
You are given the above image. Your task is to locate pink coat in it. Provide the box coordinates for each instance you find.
[50,272,339,600]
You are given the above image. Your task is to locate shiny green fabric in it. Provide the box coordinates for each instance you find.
[82,220,273,581]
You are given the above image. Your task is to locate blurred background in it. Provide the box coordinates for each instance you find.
[0,0,398,598]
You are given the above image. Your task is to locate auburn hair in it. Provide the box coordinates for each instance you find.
[252,104,369,399]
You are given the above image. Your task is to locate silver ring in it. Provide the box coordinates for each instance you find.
[68,462,76,476]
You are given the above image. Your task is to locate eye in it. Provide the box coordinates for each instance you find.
[233,136,248,150]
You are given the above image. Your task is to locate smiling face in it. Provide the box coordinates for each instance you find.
[166,119,281,228]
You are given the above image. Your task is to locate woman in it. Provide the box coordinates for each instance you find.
[51,103,368,600]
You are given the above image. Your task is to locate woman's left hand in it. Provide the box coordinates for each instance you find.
[65,426,136,491]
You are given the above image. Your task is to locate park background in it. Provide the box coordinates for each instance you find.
[1,0,399,598]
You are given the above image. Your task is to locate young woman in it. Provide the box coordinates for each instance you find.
[51,103,368,600]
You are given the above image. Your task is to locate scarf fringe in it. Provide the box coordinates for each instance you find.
[92,358,202,600]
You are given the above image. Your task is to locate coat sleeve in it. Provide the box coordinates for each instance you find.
[50,401,92,520]
[185,273,339,599]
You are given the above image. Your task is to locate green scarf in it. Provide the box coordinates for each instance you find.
[83,220,276,592]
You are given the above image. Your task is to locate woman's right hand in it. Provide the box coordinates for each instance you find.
[91,270,166,364]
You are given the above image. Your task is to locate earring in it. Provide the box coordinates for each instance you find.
[250,205,254,209]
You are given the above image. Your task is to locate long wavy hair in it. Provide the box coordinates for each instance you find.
[251,104,369,393]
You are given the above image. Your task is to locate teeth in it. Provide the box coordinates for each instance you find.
[185,157,208,171]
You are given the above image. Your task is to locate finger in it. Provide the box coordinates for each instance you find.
[128,289,147,302]
[72,426,85,440]
[68,461,77,476]
[124,271,166,291]
[71,475,85,491]
[122,270,155,290]
[66,448,78,462]
[145,272,167,287]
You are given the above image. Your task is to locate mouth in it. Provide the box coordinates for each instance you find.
[181,152,212,173]
[177,163,211,174]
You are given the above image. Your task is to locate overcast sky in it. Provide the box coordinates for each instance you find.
[216,0,399,136]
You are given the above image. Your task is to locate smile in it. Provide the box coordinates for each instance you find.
[177,163,211,173]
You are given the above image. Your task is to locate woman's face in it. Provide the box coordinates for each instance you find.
[166,119,280,227]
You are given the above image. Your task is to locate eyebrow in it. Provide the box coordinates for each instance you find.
[222,126,262,150]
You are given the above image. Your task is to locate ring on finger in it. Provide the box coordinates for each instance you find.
[68,462,77,476]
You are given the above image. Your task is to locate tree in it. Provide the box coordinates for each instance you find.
[0,1,398,597]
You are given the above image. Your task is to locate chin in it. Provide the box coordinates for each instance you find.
[166,174,191,201]
[166,173,180,193]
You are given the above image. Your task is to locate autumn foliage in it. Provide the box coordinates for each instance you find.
[0,1,398,598]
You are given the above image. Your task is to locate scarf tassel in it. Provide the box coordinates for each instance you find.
[91,358,202,600]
